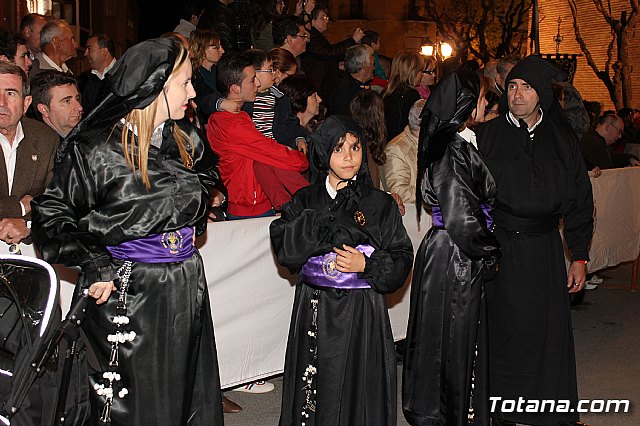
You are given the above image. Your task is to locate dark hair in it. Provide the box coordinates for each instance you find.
[250,0,280,36]
[19,13,45,31]
[246,49,271,71]
[361,30,379,46]
[485,89,500,111]
[311,3,328,20]
[272,15,303,47]
[89,33,115,57]
[0,61,29,96]
[617,107,633,119]
[180,2,201,21]
[0,31,18,62]
[31,70,78,107]
[278,75,317,114]
[597,114,620,126]
[217,51,254,96]
[350,91,387,165]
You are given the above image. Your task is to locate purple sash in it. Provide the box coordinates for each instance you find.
[300,244,375,290]
[106,227,195,263]
[432,204,494,229]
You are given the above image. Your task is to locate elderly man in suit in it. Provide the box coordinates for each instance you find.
[0,62,59,246]
[29,19,78,79]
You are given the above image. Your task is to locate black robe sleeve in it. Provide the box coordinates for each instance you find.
[429,138,500,262]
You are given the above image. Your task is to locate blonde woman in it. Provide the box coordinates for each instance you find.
[32,38,223,425]
[382,49,425,140]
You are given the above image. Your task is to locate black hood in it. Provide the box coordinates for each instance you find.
[505,55,567,111]
[308,115,365,184]
[60,38,180,157]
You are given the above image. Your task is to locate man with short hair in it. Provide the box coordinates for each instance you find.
[301,3,363,100]
[29,20,78,79]
[0,32,33,74]
[328,44,373,115]
[207,52,308,219]
[580,114,639,170]
[78,33,116,113]
[31,70,83,137]
[273,15,309,66]
[0,62,59,246]
[477,55,593,426]
[19,13,48,55]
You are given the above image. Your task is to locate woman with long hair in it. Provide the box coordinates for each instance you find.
[250,0,286,51]
[402,72,500,425]
[32,38,223,425]
[278,74,323,132]
[417,56,436,100]
[382,49,425,140]
[270,47,298,86]
[350,90,387,188]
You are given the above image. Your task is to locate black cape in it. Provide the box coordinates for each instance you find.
[270,180,413,426]
[31,122,223,425]
[477,113,593,425]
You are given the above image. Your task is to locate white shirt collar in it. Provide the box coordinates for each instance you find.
[457,127,477,149]
[0,122,25,194]
[92,58,116,80]
[507,108,544,132]
[41,52,70,73]
[325,175,358,199]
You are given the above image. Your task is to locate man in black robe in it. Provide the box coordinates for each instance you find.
[477,56,594,426]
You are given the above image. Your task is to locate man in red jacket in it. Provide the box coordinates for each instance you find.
[207,51,309,219]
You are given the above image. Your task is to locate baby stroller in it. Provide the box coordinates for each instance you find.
[0,255,90,425]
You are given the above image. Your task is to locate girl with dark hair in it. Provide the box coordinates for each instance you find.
[349,90,387,188]
[32,38,223,425]
[271,115,413,426]
[402,72,500,426]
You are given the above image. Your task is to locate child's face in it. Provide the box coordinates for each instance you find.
[328,133,362,182]
[255,59,275,91]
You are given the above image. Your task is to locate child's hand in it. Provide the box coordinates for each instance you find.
[333,244,366,273]
[220,99,243,113]
[296,139,308,155]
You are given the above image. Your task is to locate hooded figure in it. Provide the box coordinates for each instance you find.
[477,55,593,425]
[31,38,223,425]
[403,71,500,426]
[270,114,413,426]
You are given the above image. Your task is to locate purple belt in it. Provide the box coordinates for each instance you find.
[432,204,494,229]
[106,227,195,263]
[300,244,375,290]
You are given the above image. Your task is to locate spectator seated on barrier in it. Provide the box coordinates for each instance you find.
[580,114,640,174]
[207,51,308,220]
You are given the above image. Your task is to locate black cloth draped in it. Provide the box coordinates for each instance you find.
[403,134,499,425]
[271,181,413,426]
[31,121,223,425]
[477,114,593,425]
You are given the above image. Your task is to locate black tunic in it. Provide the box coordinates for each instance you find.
[270,181,413,426]
[477,114,593,425]
[31,121,224,426]
[403,134,500,426]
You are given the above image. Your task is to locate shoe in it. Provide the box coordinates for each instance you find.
[232,380,275,394]
[222,395,242,413]
[585,281,598,290]
[589,274,604,284]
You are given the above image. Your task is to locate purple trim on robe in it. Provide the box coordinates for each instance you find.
[431,204,494,229]
[106,227,195,263]
[300,244,375,290]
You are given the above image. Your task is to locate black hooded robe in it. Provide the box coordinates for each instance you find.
[271,180,413,426]
[477,113,593,425]
[402,134,499,426]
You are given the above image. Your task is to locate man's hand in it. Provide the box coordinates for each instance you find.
[296,139,308,155]
[20,195,33,214]
[390,193,405,216]
[567,261,587,293]
[352,28,364,43]
[590,166,602,178]
[0,218,31,244]
[220,99,243,114]
[333,244,366,273]
[88,281,117,305]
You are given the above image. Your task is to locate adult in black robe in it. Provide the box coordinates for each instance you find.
[402,72,500,426]
[476,56,593,426]
[270,115,414,426]
[31,39,224,425]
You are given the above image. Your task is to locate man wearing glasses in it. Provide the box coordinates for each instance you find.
[580,114,640,171]
[301,3,364,100]
[273,15,309,74]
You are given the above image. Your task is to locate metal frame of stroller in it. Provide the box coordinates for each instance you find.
[0,255,88,426]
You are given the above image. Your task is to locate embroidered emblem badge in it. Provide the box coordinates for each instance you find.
[353,210,366,226]
[161,230,183,255]
[31,154,38,161]
[322,253,341,280]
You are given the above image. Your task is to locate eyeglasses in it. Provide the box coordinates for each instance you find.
[320,15,330,21]
[610,122,623,136]
[422,69,435,75]
[256,68,274,73]
[292,33,309,39]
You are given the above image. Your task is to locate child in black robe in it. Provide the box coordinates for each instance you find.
[270,115,413,426]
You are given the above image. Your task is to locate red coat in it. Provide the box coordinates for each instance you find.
[207,111,308,216]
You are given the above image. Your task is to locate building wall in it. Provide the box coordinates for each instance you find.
[537,0,640,110]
